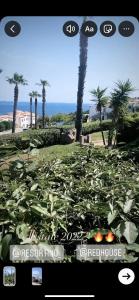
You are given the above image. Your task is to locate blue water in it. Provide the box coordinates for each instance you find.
[0,101,91,116]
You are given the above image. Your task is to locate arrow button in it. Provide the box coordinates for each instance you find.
[118,268,135,285]
[4,21,21,37]
[10,25,15,33]
[122,273,130,280]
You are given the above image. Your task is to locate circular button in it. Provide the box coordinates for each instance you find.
[63,21,79,37]
[81,21,97,37]
[119,21,134,37]
[100,21,116,37]
[118,268,135,285]
[5,21,21,37]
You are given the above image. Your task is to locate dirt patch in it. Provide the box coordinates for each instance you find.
[0,154,33,170]
[93,140,104,147]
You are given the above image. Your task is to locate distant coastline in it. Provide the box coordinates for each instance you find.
[0,101,92,116]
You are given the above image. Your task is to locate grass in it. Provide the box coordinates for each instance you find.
[0,130,108,170]
[91,131,102,141]
[37,142,80,162]
[0,142,81,169]
[91,131,108,141]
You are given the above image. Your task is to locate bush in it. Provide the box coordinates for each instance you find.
[82,120,112,135]
[0,146,139,262]
[117,114,139,144]
[58,120,112,134]
[0,120,112,152]
[0,122,5,132]
[0,128,70,150]
[0,121,12,132]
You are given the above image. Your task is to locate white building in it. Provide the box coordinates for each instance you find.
[0,110,35,129]
[0,114,13,122]
[16,111,35,129]
[89,97,139,120]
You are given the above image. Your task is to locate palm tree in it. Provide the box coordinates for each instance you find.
[110,79,134,145]
[31,91,41,129]
[36,80,50,128]
[7,73,27,133]
[0,69,2,74]
[111,79,134,122]
[75,17,88,141]
[90,86,109,145]
[29,92,33,128]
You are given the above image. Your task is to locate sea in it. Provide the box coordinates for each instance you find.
[0,101,92,116]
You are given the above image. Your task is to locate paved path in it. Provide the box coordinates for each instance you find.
[0,128,23,135]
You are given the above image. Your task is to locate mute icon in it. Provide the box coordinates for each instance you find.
[63,21,79,37]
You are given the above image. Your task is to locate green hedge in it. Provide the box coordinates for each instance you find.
[82,120,112,135]
[0,129,63,150]
[59,120,112,134]
[117,114,139,144]
[1,146,139,261]
[0,120,113,151]
[0,121,12,132]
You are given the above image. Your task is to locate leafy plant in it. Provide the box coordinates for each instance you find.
[0,146,139,261]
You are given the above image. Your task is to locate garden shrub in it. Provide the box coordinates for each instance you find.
[0,121,12,132]
[0,146,139,262]
[117,115,139,144]
[0,129,63,150]
[82,120,112,135]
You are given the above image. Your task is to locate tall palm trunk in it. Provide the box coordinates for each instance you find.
[108,115,116,147]
[99,107,105,146]
[12,83,18,133]
[35,98,37,129]
[76,22,88,141]
[42,86,46,129]
[30,97,32,128]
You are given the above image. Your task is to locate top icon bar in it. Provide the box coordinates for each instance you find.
[63,20,135,37]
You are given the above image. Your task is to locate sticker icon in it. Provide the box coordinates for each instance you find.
[105,231,115,242]
[87,229,116,242]
[94,232,103,242]
[100,21,116,37]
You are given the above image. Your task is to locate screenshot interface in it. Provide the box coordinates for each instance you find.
[0,16,139,298]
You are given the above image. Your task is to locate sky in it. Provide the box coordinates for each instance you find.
[32,268,42,279]
[4,266,15,275]
[0,16,139,103]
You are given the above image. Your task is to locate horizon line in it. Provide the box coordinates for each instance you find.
[0,100,91,104]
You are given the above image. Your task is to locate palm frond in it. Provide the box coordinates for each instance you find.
[31,91,41,98]
[7,73,27,85]
[36,80,50,87]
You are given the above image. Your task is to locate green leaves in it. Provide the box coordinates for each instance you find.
[30,205,50,217]
[16,223,30,241]
[0,234,12,260]
[123,198,135,213]
[30,183,39,191]
[0,145,139,261]
[113,221,138,244]
[126,243,139,252]
[123,221,138,244]
[108,210,118,225]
